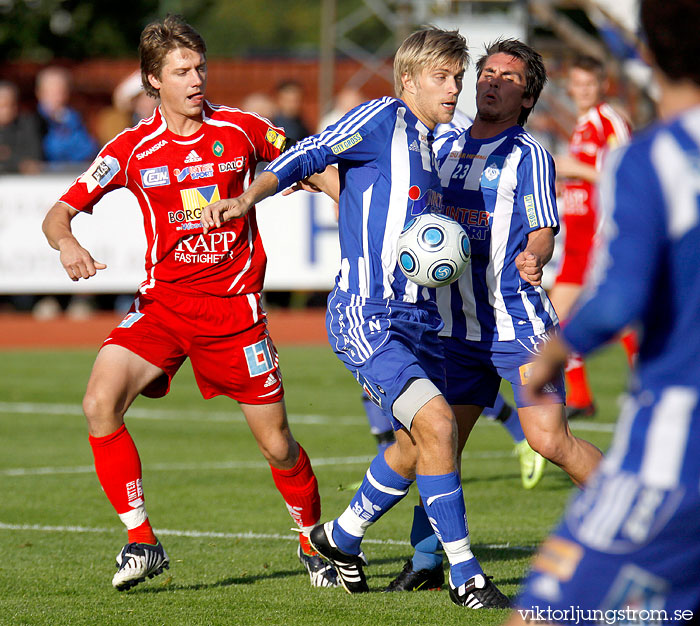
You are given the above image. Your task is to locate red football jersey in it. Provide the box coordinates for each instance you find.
[60,102,286,296]
[562,102,631,218]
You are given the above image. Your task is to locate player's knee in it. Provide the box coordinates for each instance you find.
[528,431,567,465]
[257,434,297,468]
[83,388,116,420]
[413,409,456,453]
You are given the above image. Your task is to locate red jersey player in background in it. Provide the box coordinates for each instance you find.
[41,15,337,591]
[549,55,634,419]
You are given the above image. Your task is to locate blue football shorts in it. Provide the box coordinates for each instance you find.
[516,388,700,622]
[441,332,565,408]
[326,286,446,430]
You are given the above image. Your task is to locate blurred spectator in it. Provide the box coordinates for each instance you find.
[35,66,99,166]
[0,80,42,174]
[241,92,277,121]
[318,87,365,132]
[95,70,157,146]
[272,79,310,146]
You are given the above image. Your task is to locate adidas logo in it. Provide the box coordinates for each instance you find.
[264,372,278,388]
[184,150,202,163]
[408,140,420,152]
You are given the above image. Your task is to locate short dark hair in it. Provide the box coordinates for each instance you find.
[475,38,547,126]
[571,55,605,79]
[139,14,206,98]
[641,0,700,87]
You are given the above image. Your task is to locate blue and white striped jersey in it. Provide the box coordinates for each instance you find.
[265,97,442,302]
[565,106,700,393]
[432,125,559,341]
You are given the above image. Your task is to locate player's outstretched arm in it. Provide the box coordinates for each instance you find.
[201,171,280,234]
[42,201,107,281]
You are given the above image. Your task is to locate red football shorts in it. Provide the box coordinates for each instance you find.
[556,185,597,286]
[102,285,284,404]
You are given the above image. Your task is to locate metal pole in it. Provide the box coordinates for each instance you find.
[319,0,336,124]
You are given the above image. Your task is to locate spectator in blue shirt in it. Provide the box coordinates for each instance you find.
[35,66,99,166]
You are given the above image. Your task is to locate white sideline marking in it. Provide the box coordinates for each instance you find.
[0,401,366,426]
[0,401,615,432]
[0,522,534,551]
[1,451,514,477]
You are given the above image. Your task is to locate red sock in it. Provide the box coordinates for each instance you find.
[620,330,638,369]
[89,424,156,545]
[270,444,321,554]
[565,352,594,408]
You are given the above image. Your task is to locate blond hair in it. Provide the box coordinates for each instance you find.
[393,27,469,96]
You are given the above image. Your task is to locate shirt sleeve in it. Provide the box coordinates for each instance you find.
[58,138,128,214]
[244,113,286,164]
[515,139,559,235]
[562,143,664,355]
[264,98,394,191]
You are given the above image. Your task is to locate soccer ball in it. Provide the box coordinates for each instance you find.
[397,212,470,288]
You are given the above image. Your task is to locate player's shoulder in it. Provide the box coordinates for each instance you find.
[351,96,401,125]
[204,101,281,130]
[512,127,554,162]
[103,109,165,156]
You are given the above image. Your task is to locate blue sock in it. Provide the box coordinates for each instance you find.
[416,472,482,587]
[333,451,412,554]
[501,407,525,443]
[410,505,443,571]
[482,394,524,443]
[362,396,396,454]
[480,392,506,420]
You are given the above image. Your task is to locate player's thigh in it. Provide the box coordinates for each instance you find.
[451,404,483,454]
[104,294,189,399]
[517,402,568,450]
[84,345,166,432]
[239,401,294,448]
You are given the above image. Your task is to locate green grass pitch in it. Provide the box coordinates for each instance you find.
[0,343,628,625]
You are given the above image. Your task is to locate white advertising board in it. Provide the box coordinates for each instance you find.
[0,174,340,294]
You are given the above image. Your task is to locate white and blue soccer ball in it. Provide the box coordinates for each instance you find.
[397,212,470,288]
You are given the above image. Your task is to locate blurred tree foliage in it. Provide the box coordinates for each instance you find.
[0,0,392,60]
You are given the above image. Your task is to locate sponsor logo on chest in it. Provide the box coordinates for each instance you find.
[175,163,214,182]
[140,165,170,188]
[136,139,167,160]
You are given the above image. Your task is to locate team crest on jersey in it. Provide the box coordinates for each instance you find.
[265,128,286,150]
[212,140,224,157]
[244,339,275,377]
[480,155,505,190]
[331,132,362,155]
[79,155,120,193]
[140,165,170,188]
